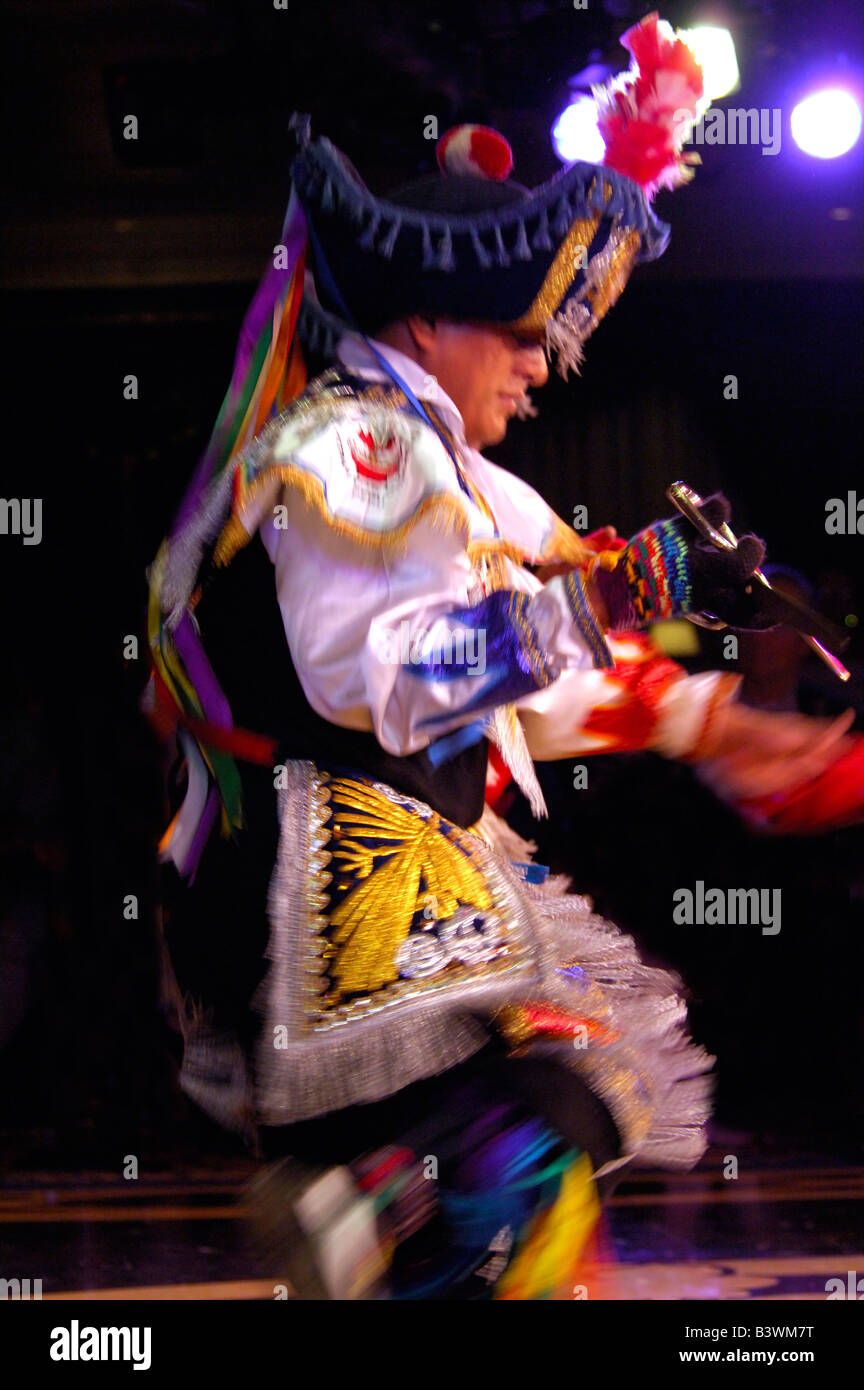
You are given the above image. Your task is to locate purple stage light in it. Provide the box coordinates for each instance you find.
[552,96,605,165]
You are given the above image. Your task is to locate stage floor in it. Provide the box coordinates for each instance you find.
[2,1146,862,1300]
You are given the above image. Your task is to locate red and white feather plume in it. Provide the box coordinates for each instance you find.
[595,12,710,197]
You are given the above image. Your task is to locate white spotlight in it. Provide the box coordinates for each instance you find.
[791,89,862,159]
[678,26,740,100]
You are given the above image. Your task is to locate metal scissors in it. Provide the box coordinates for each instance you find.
[666,481,850,682]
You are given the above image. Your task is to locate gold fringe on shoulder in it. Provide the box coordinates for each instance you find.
[212,463,482,568]
[537,515,593,569]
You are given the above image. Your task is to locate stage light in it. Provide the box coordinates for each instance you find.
[552,96,605,165]
[678,26,739,100]
[791,89,862,158]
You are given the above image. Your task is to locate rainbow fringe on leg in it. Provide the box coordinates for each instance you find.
[494,1151,600,1300]
[379,1109,605,1300]
[247,1103,609,1300]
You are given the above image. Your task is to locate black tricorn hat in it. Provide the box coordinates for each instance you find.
[292,117,669,376]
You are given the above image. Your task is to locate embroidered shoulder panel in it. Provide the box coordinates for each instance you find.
[217,370,500,563]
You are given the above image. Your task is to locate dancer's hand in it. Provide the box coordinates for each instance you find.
[598,495,775,632]
[537,527,620,627]
[536,527,621,585]
[695,704,855,800]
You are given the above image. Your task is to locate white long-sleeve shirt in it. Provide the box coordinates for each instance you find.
[226,333,736,788]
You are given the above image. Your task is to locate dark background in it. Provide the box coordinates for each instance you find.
[1,0,862,1170]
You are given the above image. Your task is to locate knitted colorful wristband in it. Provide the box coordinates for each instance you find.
[622,518,693,624]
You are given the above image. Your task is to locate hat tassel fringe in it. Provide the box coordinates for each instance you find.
[378,215,402,259]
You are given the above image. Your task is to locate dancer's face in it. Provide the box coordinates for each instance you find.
[406,318,549,449]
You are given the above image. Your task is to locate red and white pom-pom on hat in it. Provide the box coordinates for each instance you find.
[436,125,514,181]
